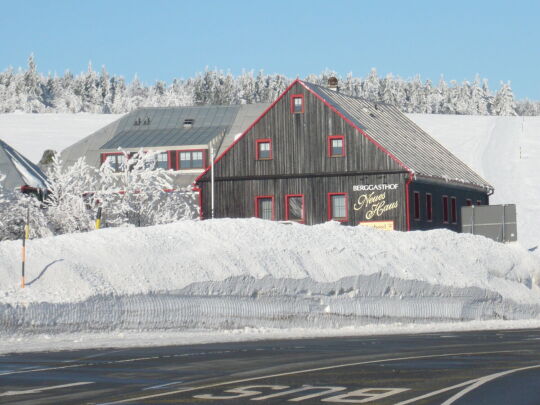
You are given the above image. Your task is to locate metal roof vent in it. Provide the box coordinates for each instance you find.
[143,116,151,125]
[134,117,142,126]
[183,118,194,128]
[327,77,339,92]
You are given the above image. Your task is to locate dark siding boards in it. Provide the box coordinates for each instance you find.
[206,82,403,180]
[409,180,489,232]
[201,173,408,230]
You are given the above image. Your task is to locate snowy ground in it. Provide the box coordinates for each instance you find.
[0,113,539,353]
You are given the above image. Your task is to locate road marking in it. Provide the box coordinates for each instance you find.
[0,381,93,397]
[393,363,540,405]
[142,381,184,390]
[440,364,540,405]
[98,349,526,404]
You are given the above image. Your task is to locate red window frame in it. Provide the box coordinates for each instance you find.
[442,195,449,223]
[285,194,305,223]
[290,94,305,114]
[255,196,274,220]
[255,138,273,160]
[327,135,346,157]
[451,197,457,224]
[176,149,207,170]
[327,192,348,222]
[101,152,126,172]
[413,191,420,220]
[426,193,433,222]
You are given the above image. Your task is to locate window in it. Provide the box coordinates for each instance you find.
[286,195,304,222]
[466,199,473,206]
[426,193,433,221]
[442,196,449,223]
[414,191,420,220]
[256,139,272,160]
[183,118,194,128]
[328,135,345,157]
[178,150,205,169]
[101,153,126,172]
[255,196,274,220]
[154,152,168,170]
[290,94,304,113]
[328,193,348,222]
[451,197,457,224]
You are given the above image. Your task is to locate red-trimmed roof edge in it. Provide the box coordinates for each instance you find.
[194,79,302,184]
[297,81,412,174]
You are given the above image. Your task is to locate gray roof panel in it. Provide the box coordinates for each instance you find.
[303,81,493,190]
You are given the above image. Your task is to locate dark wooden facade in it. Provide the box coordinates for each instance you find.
[196,81,490,231]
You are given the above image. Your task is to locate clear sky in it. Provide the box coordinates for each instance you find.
[1,0,538,99]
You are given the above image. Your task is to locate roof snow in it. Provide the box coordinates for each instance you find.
[0,139,47,190]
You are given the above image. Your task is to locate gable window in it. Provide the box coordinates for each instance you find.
[328,135,345,157]
[255,196,274,220]
[286,194,304,222]
[290,94,304,113]
[451,197,457,224]
[442,195,449,223]
[101,153,126,172]
[328,193,348,222]
[178,150,205,169]
[256,139,272,160]
[426,193,433,221]
[414,191,420,220]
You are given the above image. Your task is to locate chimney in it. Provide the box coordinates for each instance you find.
[327,76,339,92]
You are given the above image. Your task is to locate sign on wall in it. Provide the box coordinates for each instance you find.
[352,183,400,221]
[358,221,395,231]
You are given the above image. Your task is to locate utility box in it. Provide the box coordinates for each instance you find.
[461,204,517,243]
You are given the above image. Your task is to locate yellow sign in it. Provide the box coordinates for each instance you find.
[353,191,399,220]
[358,221,395,231]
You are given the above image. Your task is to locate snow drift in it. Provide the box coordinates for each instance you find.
[1,219,539,336]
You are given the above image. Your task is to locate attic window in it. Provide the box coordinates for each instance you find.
[290,94,304,114]
[183,119,195,128]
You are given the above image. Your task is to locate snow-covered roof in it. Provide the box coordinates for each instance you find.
[301,81,494,191]
[0,138,48,190]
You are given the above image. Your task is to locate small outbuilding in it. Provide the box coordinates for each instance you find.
[195,79,494,231]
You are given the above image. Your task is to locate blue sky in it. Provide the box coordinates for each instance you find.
[1,0,538,99]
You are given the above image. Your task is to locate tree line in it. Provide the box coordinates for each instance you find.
[0,55,538,116]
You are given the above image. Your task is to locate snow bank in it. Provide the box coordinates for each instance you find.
[1,219,539,337]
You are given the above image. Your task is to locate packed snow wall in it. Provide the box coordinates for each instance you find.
[2,274,539,335]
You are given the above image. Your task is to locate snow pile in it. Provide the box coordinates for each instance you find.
[1,219,539,336]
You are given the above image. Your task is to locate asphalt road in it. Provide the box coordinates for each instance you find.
[1,328,540,404]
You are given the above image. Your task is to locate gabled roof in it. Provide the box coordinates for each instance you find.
[0,139,48,190]
[101,105,243,149]
[301,81,493,190]
[61,104,271,171]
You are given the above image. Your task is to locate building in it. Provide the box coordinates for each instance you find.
[0,138,48,192]
[61,104,269,187]
[195,79,493,231]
